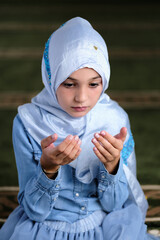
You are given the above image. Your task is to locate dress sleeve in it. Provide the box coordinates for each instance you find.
[97,157,129,212]
[12,115,61,222]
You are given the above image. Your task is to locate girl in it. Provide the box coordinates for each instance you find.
[0,17,158,240]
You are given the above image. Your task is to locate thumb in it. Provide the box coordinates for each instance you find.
[41,133,58,149]
[115,127,127,143]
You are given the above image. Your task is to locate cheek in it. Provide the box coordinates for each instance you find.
[92,88,102,101]
[57,91,72,108]
[56,89,66,107]
[56,92,61,105]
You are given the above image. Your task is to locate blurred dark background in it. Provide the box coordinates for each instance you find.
[0,0,160,186]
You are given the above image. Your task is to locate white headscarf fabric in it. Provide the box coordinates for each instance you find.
[18,17,130,183]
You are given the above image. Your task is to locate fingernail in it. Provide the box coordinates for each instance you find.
[74,135,79,141]
[51,134,55,139]
[92,138,97,143]
[78,139,81,145]
[101,131,105,136]
[68,135,73,140]
[95,133,100,138]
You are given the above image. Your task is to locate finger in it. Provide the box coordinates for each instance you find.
[64,139,81,161]
[99,131,123,150]
[93,146,110,164]
[94,135,121,159]
[63,148,82,165]
[57,136,81,160]
[92,137,113,161]
[114,127,127,142]
[41,133,58,149]
[73,148,81,159]
[94,132,120,151]
[53,134,75,156]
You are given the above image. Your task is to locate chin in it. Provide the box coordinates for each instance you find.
[69,111,88,118]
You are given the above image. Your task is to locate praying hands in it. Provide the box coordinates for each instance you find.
[92,127,127,174]
[40,134,81,178]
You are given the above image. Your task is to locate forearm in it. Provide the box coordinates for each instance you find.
[103,158,120,175]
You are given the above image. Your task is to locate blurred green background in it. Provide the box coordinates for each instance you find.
[0,0,160,186]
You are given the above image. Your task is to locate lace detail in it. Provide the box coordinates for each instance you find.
[122,132,135,165]
[43,22,66,86]
[43,35,52,85]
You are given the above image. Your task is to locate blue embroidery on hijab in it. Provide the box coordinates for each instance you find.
[43,22,66,86]
[44,35,52,85]
[121,131,135,165]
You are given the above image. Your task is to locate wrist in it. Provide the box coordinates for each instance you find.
[42,166,60,179]
[42,167,59,174]
[40,156,60,173]
[104,159,120,175]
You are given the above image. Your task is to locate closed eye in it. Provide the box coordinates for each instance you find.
[63,83,75,88]
[89,83,100,87]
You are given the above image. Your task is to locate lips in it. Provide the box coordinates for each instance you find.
[72,106,88,112]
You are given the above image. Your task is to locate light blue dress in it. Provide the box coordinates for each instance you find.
[0,115,159,240]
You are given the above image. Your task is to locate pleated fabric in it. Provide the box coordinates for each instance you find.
[1,204,160,240]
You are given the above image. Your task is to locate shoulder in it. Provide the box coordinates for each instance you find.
[12,113,30,146]
[99,93,128,116]
[13,103,40,139]
[108,99,132,136]
[104,95,130,127]
[109,97,128,116]
[13,113,41,153]
[13,113,27,135]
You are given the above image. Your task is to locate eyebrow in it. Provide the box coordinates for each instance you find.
[67,76,102,81]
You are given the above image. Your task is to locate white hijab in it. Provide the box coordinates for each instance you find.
[18,17,132,183]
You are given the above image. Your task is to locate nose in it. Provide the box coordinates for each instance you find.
[74,87,87,103]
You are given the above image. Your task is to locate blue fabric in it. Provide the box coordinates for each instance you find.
[11,115,129,223]
[0,115,158,239]
[1,206,159,240]
[121,131,135,166]
[43,34,52,84]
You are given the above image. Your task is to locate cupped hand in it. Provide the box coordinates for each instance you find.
[40,133,81,173]
[92,127,127,174]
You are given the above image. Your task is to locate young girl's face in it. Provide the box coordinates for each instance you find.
[56,68,103,117]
